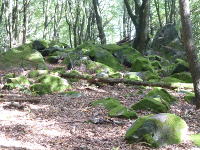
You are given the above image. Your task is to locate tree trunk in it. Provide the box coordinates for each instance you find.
[92,0,106,44]
[179,0,200,108]
[124,0,149,53]
[22,0,27,44]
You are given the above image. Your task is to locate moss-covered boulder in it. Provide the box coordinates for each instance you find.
[92,98,137,119]
[32,40,49,51]
[124,72,143,81]
[190,134,200,147]
[4,76,30,89]
[108,105,137,119]
[171,72,192,83]
[85,46,123,70]
[0,44,46,69]
[172,59,189,74]
[184,92,195,103]
[112,47,141,67]
[28,70,49,78]
[131,88,176,113]
[46,55,60,64]
[125,113,188,147]
[30,75,71,95]
[131,57,154,72]
[84,60,115,74]
[143,71,160,81]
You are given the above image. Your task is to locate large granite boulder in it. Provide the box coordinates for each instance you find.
[125,113,188,147]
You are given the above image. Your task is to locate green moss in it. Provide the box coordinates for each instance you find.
[132,97,170,113]
[3,73,15,80]
[113,48,141,67]
[131,57,154,72]
[4,76,30,89]
[184,92,195,103]
[88,47,123,70]
[147,88,177,103]
[131,88,176,113]
[108,105,137,119]
[84,60,115,74]
[46,56,59,64]
[151,60,162,70]
[91,98,121,111]
[161,77,184,83]
[190,134,200,147]
[171,72,192,83]
[173,59,189,73]
[125,113,188,147]
[30,75,71,95]
[143,71,160,81]
[109,72,123,78]
[92,97,137,119]
[0,44,46,69]
[124,72,143,81]
[102,44,123,53]
[28,70,49,78]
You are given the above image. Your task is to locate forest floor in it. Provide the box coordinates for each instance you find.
[0,66,200,150]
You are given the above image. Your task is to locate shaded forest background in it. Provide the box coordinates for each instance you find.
[0,0,199,50]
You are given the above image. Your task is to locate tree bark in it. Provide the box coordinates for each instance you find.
[92,0,106,44]
[124,0,149,53]
[179,0,200,108]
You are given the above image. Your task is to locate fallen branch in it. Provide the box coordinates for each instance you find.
[61,73,193,90]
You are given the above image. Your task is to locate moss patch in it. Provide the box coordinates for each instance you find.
[92,98,137,119]
[4,76,30,89]
[171,72,192,83]
[124,72,143,81]
[30,75,71,95]
[125,113,188,147]
[131,57,154,72]
[190,134,200,147]
[28,70,49,78]
[184,92,195,103]
[0,44,46,69]
[131,88,176,113]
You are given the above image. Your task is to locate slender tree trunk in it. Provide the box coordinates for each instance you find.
[22,0,27,44]
[92,0,106,44]
[179,0,200,108]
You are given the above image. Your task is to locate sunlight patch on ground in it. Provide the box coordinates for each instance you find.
[0,135,48,150]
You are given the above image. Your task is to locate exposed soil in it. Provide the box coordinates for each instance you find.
[0,68,200,150]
